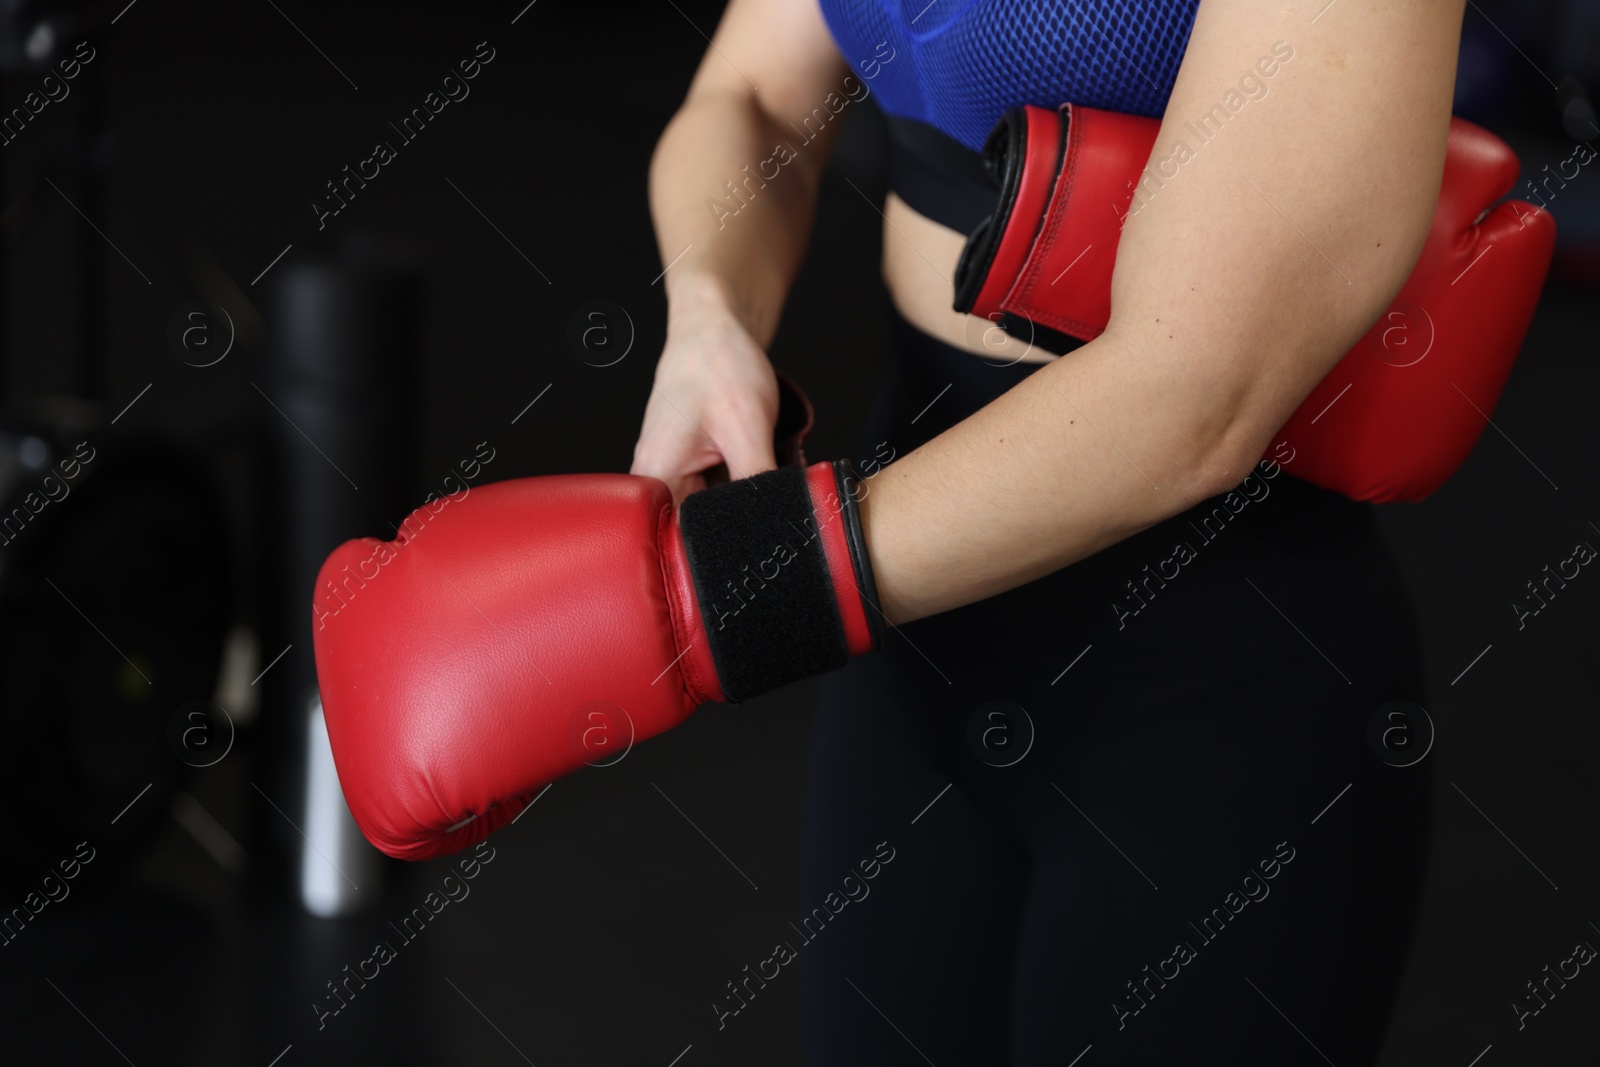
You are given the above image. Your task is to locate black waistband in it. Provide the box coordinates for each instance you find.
[885,114,999,234]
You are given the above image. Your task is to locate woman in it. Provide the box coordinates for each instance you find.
[631,1,1458,1062]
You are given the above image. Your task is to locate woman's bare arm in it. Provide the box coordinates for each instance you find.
[647,0,851,343]
[631,0,853,499]
[860,0,1467,624]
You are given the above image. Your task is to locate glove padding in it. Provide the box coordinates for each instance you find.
[311,439,879,860]
[953,103,1556,503]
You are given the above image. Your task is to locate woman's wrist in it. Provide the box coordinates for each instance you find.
[664,267,779,349]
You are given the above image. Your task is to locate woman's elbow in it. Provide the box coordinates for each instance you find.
[1186,273,1433,500]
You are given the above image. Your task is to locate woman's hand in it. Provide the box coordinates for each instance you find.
[630,281,779,505]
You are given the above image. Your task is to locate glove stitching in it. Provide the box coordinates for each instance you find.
[1009,106,1109,341]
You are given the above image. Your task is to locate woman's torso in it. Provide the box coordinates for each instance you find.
[817,0,1202,360]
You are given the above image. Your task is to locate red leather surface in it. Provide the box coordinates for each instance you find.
[311,475,703,860]
[658,514,725,705]
[982,105,1555,502]
[1275,120,1555,501]
[970,106,1065,321]
[804,462,874,657]
[1007,105,1158,340]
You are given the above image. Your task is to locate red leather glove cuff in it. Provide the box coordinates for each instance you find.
[952,102,1557,503]
[676,460,881,702]
[953,103,1158,352]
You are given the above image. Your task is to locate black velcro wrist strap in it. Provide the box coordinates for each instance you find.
[677,467,849,703]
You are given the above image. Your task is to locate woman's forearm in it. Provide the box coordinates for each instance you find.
[648,85,839,346]
[858,329,1233,625]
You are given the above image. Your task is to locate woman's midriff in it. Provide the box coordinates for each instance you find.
[880,192,1058,366]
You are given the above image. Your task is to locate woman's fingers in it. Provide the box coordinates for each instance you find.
[630,392,734,504]
[715,414,779,484]
[630,314,781,504]
[635,411,774,505]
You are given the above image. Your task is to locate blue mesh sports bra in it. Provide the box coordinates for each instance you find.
[819,0,1202,151]
[817,0,1202,232]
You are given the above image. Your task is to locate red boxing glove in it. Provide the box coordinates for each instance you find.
[311,457,881,861]
[953,104,1556,503]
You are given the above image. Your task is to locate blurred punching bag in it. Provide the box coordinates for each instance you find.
[261,238,422,916]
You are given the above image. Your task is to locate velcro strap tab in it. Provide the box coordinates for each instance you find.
[678,466,848,702]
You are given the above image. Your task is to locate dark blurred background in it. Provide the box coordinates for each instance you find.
[0,1,1596,1063]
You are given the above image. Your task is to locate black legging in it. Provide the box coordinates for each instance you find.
[798,305,1433,1065]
